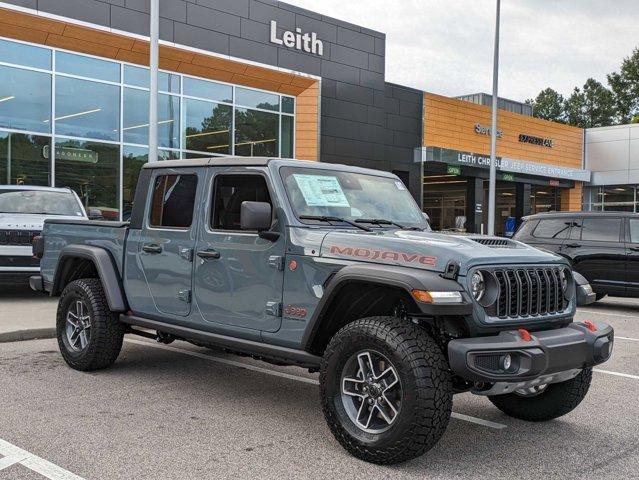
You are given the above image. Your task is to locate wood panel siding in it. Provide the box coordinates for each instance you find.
[423,93,583,169]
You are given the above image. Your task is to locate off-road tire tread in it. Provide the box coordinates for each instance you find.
[488,368,592,422]
[57,278,124,371]
[320,316,452,464]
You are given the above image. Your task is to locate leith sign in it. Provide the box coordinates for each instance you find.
[270,21,324,56]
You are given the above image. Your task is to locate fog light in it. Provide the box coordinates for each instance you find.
[500,354,512,371]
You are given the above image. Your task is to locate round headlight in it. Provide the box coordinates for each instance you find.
[560,269,569,292]
[471,271,485,301]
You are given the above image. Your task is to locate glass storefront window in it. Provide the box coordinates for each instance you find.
[0,39,51,69]
[54,138,119,219]
[531,186,560,213]
[0,37,296,219]
[281,115,294,158]
[122,145,147,220]
[56,52,120,82]
[236,87,279,112]
[184,77,232,103]
[55,76,120,141]
[282,96,295,114]
[123,65,180,93]
[184,99,231,154]
[585,186,637,212]
[0,65,51,133]
[234,108,278,156]
[0,132,50,185]
[123,89,180,148]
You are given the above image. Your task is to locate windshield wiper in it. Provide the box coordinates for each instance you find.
[355,218,422,231]
[299,215,372,232]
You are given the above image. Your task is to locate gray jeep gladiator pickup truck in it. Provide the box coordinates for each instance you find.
[31,157,613,464]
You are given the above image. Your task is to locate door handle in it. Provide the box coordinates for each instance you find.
[142,243,163,254]
[197,249,221,260]
[564,243,581,248]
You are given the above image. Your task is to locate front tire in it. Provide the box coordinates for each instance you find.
[57,278,125,371]
[320,317,452,465]
[488,368,592,422]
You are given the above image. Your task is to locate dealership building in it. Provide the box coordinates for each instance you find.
[0,0,591,232]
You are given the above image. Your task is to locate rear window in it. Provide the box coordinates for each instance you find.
[0,189,83,216]
[149,174,198,228]
[581,218,621,242]
[532,219,571,239]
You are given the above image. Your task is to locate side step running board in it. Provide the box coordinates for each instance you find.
[119,314,322,369]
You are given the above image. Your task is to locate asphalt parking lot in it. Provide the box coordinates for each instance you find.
[1,288,638,479]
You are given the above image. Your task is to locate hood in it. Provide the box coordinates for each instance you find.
[0,213,84,230]
[320,229,565,275]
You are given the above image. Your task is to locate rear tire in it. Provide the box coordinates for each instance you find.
[488,368,592,422]
[320,316,452,465]
[57,278,125,371]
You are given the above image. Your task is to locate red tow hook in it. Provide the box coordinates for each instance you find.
[584,320,597,332]
[518,328,532,342]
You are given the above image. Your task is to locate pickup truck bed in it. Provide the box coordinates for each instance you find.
[39,219,129,291]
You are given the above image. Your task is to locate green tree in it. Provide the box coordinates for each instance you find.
[563,79,616,128]
[527,88,565,122]
[607,48,639,123]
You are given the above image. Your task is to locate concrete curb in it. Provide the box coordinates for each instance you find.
[0,328,56,343]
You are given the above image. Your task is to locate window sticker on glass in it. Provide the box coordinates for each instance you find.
[293,174,350,207]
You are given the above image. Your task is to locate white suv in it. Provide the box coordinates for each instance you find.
[0,186,87,284]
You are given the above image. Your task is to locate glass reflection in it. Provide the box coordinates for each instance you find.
[0,65,51,133]
[123,89,179,148]
[55,76,119,141]
[236,87,279,111]
[234,108,278,156]
[184,99,231,154]
[0,132,50,185]
[55,138,119,219]
[0,39,51,69]
[56,52,120,82]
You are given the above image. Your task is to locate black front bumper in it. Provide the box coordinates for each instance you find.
[448,321,614,383]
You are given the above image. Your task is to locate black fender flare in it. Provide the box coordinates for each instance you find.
[52,245,128,312]
[300,263,472,351]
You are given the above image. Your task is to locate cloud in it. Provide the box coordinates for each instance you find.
[286,0,639,101]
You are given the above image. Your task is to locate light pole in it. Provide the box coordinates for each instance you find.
[487,0,501,235]
[149,0,159,163]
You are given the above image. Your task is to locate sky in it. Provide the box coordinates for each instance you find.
[287,0,639,102]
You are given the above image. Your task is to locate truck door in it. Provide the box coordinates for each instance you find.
[138,169,201,316]
[193,170,284,332]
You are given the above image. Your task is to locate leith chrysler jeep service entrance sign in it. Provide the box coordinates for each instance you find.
[417,147,591,182]
[270,21,324,56]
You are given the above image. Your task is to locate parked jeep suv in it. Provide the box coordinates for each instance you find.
[31,158,613,464]
[514,211,639,300]
[0,185,86,284]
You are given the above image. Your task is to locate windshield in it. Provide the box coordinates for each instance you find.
[0,190,84,216]
[280,167,429,229]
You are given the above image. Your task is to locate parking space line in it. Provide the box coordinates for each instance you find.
[578,308,638,319]
[594,369,639,380]
[450,413,507,430]
[616,336,639,342]
[124,338,508,430]
[0,438,84,479]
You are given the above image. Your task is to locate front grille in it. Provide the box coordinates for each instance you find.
[0,229,40,246]
[491,267,566,319]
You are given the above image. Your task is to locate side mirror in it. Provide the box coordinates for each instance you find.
[88,208,103,220]
[422,212,431,223]
[240,201,272,232]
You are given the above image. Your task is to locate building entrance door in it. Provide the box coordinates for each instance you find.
[423,177,467,231]
[483,181,516,236]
